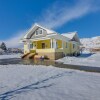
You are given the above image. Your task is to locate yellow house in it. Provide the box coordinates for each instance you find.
[21,23,81,60]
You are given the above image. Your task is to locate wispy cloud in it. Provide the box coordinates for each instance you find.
[1,0,100,48]
[38,0,100,29]
[0,30,27,48]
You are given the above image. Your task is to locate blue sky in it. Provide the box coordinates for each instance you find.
[0,0,100,47]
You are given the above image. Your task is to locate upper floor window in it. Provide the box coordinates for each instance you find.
[35,29,43,35]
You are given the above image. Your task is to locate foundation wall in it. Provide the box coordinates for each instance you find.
[55,52,63,60]
[37,51,63,60]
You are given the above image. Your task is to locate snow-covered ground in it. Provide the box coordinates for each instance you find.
[57,52,100,67]
[0,65,100,100]
[0,54,21,59]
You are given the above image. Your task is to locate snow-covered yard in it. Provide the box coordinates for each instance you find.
[0,54,21,59]
[57,53,100,67]
[0,65,100,100]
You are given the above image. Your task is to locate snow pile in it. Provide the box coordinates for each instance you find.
[0,54,21,59]
[57,53,100,67]
[80,36,100,48]
[0,65,100,100]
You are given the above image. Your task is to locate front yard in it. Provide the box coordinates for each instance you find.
[0,65,100,100]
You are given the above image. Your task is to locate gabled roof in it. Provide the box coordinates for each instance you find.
[35,23,57,34]
[21,23,80,44]
[24,23,57,39]
[61,32,77,39]
[61,32,81,44]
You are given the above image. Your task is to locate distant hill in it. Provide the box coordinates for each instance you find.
[80,36,100,49]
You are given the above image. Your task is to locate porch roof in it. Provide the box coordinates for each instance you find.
[28,34,70,42]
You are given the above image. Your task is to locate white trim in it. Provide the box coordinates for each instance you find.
[53,39,57,49]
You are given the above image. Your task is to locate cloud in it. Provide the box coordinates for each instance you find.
[1,0,100,48]
[0,30,27,48]
[37,0,100,29]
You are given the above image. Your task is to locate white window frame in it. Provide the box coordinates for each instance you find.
[35,29,43,36]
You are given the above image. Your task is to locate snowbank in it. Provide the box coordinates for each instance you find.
[0,54,21,59]
[57,53,100,67]
[0,65,100,100]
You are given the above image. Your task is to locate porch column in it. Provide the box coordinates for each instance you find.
[33,43,35,49]
[53,39,57,49]
[51,39,53,48]
[27,41,30,51]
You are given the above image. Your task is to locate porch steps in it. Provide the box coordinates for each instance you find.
[21,52,30,59]
[27,53,36,59]
[21,53,36,59]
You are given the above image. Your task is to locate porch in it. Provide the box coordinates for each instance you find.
[30,39,63,50]
[23,33,70,59]
[25,39,64,60]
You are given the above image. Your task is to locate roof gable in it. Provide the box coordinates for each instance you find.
[61,32,81,43]
[24,23,57,39]
[21,24,80,44]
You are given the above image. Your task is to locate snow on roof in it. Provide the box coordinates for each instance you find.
[61,32,77,39]
[35,23,57,34]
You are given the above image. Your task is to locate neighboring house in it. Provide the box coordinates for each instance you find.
[21,23,81,60]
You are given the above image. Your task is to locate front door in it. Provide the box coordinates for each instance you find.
[42,43,45,49]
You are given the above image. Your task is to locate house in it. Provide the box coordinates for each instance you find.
[21,23,81,60]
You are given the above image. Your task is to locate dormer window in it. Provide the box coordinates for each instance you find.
[35,28,43,35]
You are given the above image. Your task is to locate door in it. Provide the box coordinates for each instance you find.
[42,43,45,49]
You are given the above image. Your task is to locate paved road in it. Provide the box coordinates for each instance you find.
[0,58,100,73]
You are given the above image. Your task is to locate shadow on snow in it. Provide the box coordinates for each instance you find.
[0,71,73,100]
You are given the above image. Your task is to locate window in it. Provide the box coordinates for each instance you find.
[35,29,43,35]
[30,43,33,49]
[73,44,75,49]
[36,30,38,35]
[42,43,45,49]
